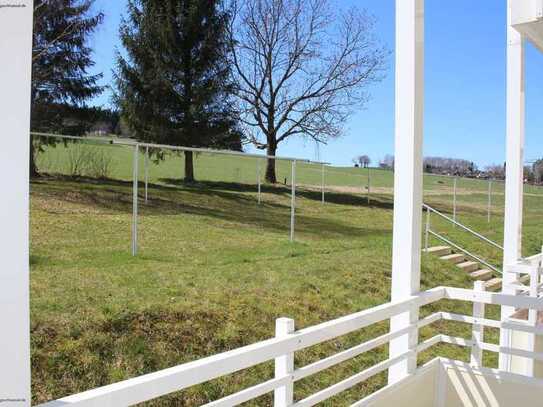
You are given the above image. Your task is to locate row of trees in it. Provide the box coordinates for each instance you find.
[524,160,543,184]
[31,0,387,182]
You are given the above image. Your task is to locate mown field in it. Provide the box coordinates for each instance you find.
[30,140,543,405]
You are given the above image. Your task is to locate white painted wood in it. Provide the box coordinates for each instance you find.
[440,357,543,388]
[292,352,412,407]
[290,160,296,242]
[38,288,444,407]
[292,315,440,383]
[351,359,440,407]
[0,2,33,406]
[132,145,139,256]
[435,359,447,407]
[204,375,290,407]
[512,0,543,51]
[445,287,543,311]
[502,2,526,372]
[522,265,540,376]
[389,0,425,384]
[274,318,295,407]
[470,281,485,367]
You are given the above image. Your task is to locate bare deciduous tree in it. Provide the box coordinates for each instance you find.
[485,164,506,180]
[228,0,387,182]
[380,154,394,170]
[354,155,371,168]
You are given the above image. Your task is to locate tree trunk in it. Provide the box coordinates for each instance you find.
[184,151,195,183]
[30,141,39,178]
[265,143,277,183]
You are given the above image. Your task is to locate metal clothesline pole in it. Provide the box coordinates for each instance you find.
[132,144,139,256]
[367,166,371,205]
[290,160,296,242]
[453,177,458,225]
[488,180,492,223]
[321,164,325,204]
[144,146,149,204]
[257,159,262,205]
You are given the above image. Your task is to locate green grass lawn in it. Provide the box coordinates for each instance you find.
[30,141,543,405]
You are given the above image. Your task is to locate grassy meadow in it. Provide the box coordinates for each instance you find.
[30,140,543,405]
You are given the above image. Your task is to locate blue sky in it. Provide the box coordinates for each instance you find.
[88,0,543,168]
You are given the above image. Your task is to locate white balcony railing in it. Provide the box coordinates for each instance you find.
[39,271,543,407]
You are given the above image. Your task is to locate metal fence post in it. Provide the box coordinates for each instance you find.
[132,144,139,256]
[290,160,296,242]
[487,180,492,223]
[321,164,325,204]
[257,159,262,205]
[144,146,149,204]
[470,280,485,367]
[367,166,371,205]
[424,207,430,252]
[453,177,457,225]
[274,318,295,407]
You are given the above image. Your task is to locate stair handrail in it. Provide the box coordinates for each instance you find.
[423,204,503,251]
[428,230,502,275]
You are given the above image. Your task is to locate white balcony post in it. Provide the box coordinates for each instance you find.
[274,318,295,407]
[500,0,526,372]
[0,2,34,405]
[388,0,424,384]
[471,281,486,367]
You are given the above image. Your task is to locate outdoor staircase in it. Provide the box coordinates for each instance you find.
[424,246,503,291]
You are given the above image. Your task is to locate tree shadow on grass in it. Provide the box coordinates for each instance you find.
[159,178,395,210]
[31,176,392,239]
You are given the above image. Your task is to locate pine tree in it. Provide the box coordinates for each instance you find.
[116,0,241,183]
[31,0,104,177]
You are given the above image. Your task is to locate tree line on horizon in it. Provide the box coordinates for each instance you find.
[30,0,387,183]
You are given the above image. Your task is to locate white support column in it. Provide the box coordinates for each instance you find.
[132,145,139,256]
[274,318,295,407]
[500,0,526,372]
[0,2,34,406]
[471,281,486,367]
[388,0,424,384]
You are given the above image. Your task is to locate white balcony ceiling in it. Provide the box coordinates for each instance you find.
[512,0,543,51]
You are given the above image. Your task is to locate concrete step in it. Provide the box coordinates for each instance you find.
[440,253,465,264]
[520,275,531,285]
[423,246,451,257]
[485,278,503,292]
[470,269,493,281]
[457,261,480,273]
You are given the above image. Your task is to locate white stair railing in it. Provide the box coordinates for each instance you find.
[423,203,503,274]
[37,284,543,407]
